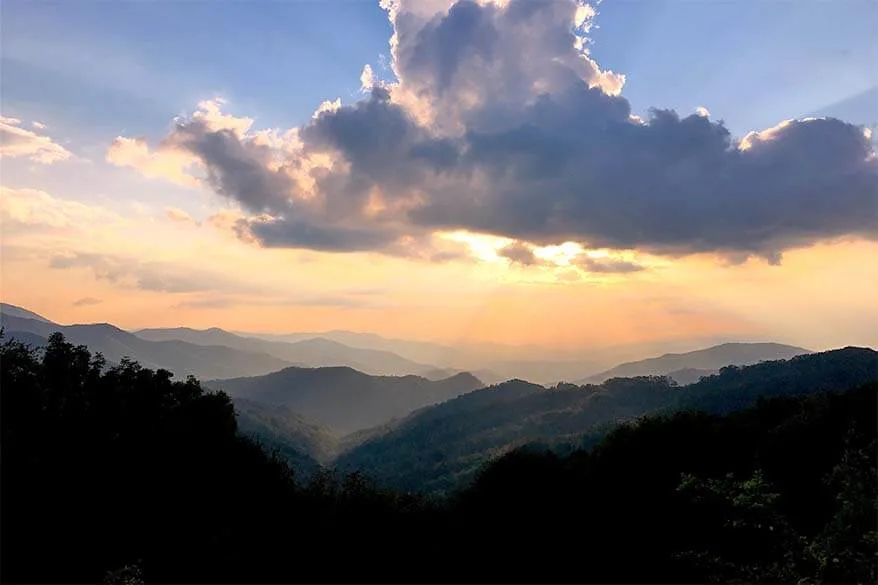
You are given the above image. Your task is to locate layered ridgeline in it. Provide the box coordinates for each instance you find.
[2,303,813,386]
[135,327,443,377]
[579,342,812,384]
[0,303,454,380]
[2,331,875,584]
[208,367,483,435]
[0,310,292,381]
[335,348,878,494]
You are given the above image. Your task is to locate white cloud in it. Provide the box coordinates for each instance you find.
[0,186,117,229]
[0,116,72,164]
[738,119,793,151]
[360,64,376,92]
[106,136,201,187]
[313,98,342,118]
[189,98,253,137]
[164,207,199,225]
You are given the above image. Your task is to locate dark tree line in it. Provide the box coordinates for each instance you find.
[1,332,875,583]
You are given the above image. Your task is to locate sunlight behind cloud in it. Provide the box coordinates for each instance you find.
[438,230,513,262]
[2,0,876,352]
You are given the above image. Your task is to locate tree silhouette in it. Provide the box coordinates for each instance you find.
[1,331,875,583]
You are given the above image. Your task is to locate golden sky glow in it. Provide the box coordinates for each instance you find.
[2,181,876,351]
[2,0,876,355]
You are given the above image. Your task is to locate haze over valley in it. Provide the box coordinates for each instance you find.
[2,300,864,490]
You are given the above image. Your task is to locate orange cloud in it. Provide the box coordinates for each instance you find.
[0,116,71,164]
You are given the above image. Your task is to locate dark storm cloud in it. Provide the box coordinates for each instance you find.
[171,120,295,215]
[248,216,402,252]
[406,88,877,261]
[119,0,878,263]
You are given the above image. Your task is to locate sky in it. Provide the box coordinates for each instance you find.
[1,0,877,352]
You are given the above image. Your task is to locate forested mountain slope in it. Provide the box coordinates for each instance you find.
[338,347,877,494]
[581,342,812,383]
[209,367,483,434]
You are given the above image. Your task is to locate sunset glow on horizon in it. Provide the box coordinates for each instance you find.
[2,0,876,353]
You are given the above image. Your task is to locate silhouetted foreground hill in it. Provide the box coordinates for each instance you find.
[1,332,875,584]
[580,342,812,383]
[337,347,878,494]
[666,366,718,385]
[454,382,877,584]
[1,332,299,583]
[208,367,483,434]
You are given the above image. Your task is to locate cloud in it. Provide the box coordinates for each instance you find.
[0,186,116,230]
[360,64,376,92]
[0,116,72,164]
[172,297,238,310]
[48,252,265,294]
[555,269,582,282]
[72,297,102,307]
[313,98,342,118]
[164,207,199,225]
[106,136,200,187]
[498,241,541,265]
[498,239,646,273]
[49,250,385,308]
[111,0,878,264]
[174,293,379,310]
[32,121,47,130]
[575,256,645,273]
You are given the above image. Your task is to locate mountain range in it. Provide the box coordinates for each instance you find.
[2,302,875,497]
[4,303,814,387]
[238,330,601,384]
[135,326,440,377]
[579,342,812,384]
[1,303,452,380]
[208,367,483,434]
[0,312,292,381]
[334,347,877,494]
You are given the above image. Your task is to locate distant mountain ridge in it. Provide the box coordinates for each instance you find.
[242,329,462,366]
[0,305,460,381]
[0,303,53,323]
[241,330,602,384]
[207,366,484,434]
[579,342,812,384]
[1,311,292,381]
[135,326,444,378]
